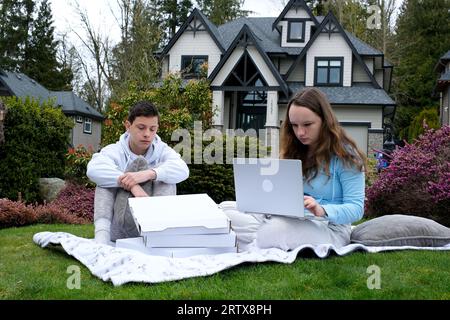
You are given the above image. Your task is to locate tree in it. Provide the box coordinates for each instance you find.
[109,0,162,99]
[367,0,397,55]
[71,2,113,112]
[23,0,73,91]
[157,0,193,42]
[0,0,73,90]
[392,0,450,108]
[197,0,249,25]
[391,0,450,140]
[0,0,32,71]
[322,0,369,39]
[307,0,332,16]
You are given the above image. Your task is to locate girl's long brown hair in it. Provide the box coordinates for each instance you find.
[280,88,367,180]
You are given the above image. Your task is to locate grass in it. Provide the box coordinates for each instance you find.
[0,224,449,300]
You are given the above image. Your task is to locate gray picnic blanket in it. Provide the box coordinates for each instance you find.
[33,231,450,286]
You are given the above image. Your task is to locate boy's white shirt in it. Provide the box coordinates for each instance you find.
[87,132,189,188]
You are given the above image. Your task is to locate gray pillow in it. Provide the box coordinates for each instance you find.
[351,214,450,247]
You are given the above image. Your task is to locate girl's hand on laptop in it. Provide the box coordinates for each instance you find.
[304,195,326,217]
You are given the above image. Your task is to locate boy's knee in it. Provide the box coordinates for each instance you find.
[152,181,176,196]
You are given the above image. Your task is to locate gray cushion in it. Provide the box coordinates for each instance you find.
[351,215,450,247]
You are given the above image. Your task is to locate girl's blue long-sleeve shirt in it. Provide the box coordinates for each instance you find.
[303,156,365,225]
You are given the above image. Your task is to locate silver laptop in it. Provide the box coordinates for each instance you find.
[233,158,312,218]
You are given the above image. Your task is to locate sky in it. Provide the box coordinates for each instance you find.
[51,0,285,47]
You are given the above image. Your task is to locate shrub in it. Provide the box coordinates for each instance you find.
[65,144,95,187]
[0,198,87,229]
[177,133,270,204]
[365,125,450,226]
[0,97,73,202]
[365,157,379,188]
[405,108,440,143]
[101,74,212,147]
[53,183,94,221]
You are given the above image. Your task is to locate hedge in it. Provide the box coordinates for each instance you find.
[0,97,73,202]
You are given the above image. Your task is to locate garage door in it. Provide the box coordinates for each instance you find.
[341,125,368,155]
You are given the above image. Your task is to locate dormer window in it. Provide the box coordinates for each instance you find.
[314,57,343,86]
[181,55,208,78]
[287,20,305,42]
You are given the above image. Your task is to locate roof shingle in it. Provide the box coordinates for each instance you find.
[0,70,104,120]
[287,83,395,105]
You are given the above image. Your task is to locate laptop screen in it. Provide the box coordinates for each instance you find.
[232,158,305,217]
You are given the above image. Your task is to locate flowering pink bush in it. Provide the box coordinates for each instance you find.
[0,198,87,228]
[0,183,94,228]
[365,125,450,226]
[53,183,94,222]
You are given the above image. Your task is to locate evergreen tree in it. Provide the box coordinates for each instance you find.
[0,0,32,71]
[197,0,248,25]
[158,0,193,42]
[391,0,450,140]
[392,0,450,108]
[23,0,72,90]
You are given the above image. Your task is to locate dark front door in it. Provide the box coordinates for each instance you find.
[236,90,267,133]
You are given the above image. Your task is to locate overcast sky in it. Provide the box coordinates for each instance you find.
[51,0,286,46]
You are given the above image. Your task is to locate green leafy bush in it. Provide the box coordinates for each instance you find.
[0,97,73,202]
[65,144,95,187]
[398,107,440,142]
[101,74,212,146]
[177,134,270,204]
[365,157,379,188]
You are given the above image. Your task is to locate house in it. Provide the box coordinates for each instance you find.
[159,0,395,155]
[0,70,104,150]
[435,50,450,126]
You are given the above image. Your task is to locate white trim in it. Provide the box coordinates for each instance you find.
[211,48,245,86]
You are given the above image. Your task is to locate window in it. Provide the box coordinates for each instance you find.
[288,21,305,42]
[84,118,92,134]
[315,58,343,86]
[181,55,208,78]
[76,116,83,123]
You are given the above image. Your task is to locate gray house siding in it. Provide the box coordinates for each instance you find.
[71,117,102,151]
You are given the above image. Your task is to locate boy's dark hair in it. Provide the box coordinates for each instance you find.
[127,101,160,124]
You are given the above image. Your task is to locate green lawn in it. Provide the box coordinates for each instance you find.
[0,224,449,300]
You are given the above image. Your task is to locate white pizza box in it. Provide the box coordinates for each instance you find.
[128,193,231,236]
[116,237,238,258]
[144,230,237,248]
